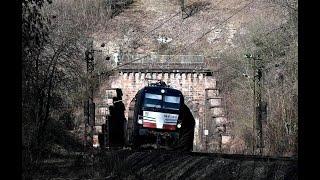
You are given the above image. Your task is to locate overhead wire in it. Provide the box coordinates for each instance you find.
[101,0,256,76]
[178,0,255,54]
[95,9,182,76]
[105,10,183,73]
[161,0,226,39]
[160,0,255,65]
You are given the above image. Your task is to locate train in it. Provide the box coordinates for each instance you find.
[124,80,195,151]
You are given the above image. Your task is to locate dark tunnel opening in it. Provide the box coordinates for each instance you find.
[176,103,195,151]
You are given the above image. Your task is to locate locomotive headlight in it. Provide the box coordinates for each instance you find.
[138,119,143,124]
[177,123,182,128]
[161,89,165,93]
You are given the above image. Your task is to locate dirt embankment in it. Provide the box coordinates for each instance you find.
[33,149,297,179]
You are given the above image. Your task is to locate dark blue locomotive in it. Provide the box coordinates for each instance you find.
[124,80,195,151]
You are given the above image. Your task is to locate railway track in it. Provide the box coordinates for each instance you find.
[32,148,298,179]
[99,147,297,162]
[188,151,297,162]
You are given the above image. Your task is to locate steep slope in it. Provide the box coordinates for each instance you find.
[93,0,287,56]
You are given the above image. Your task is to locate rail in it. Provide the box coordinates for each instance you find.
[99,148,297,162]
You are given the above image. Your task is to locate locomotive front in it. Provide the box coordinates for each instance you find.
[126,82,185,149]
[141,87,183,131]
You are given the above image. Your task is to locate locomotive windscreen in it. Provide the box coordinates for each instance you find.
[163,95,180,110]
[143,93,181,110]
[144,93,162,108]
[141,92,181,130]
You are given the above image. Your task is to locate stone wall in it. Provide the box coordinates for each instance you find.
[94,71,230,152]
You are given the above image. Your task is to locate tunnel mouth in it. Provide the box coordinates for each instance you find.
[176,103,196,151]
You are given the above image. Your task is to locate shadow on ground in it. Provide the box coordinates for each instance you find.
[31,149,297,180]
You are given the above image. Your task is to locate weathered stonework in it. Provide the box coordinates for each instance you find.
[93,55,230,152]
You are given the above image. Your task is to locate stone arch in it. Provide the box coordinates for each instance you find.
[182,97,201,150]
[183,96,199,122]
[94,70,229,152]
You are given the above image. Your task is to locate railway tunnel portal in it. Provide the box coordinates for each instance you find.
[94,54,231,152]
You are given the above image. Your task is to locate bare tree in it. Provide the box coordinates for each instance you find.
[211,1,298,156]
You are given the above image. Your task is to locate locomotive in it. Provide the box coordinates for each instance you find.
[124,80,195,151]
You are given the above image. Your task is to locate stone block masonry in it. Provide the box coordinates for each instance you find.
[94,55,230,152]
